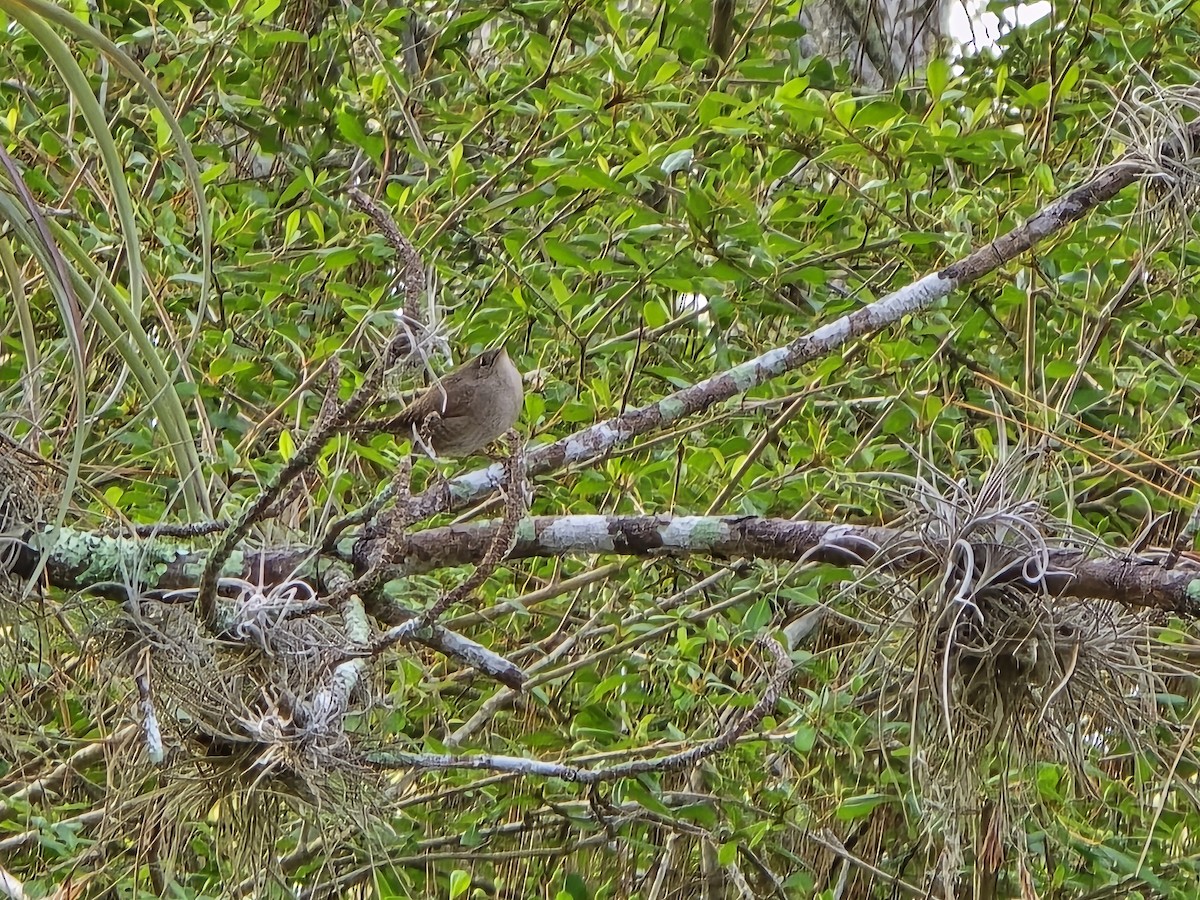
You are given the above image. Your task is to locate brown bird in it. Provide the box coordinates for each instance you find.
[364,347,524,458]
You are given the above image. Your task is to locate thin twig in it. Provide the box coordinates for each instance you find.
[365,636,791,783]
[195,333,408,629]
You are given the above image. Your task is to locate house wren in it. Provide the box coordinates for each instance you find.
[371,347,524,458]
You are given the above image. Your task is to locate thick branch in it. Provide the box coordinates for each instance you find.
[372,515,1200,614]
[707,0,736,66]
[23,514,1200,617]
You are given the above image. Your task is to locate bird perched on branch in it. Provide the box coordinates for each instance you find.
[359,347,524,458]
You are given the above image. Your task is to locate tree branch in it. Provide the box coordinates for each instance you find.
[368,514,1200,614]
[372,127,1198,537]
[366,636,791,782]
[19,509,1200,623]
[706,0,736,73]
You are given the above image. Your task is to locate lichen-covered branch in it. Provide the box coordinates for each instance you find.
[11,526,525,688]
[369,514,1200,614]
[302,565,369,731]
[21,510,1200,622]
[378,126,1200,531]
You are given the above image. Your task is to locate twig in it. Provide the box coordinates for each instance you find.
[805,830,926,899]
[365,636,790,782]
[1164,489,1200,570]
[133,520,228,538]
[321,563,528,690]
[0,726,134,821]
[0,866,26,900]
[134,648,164,765]
[319,455,409,552]
[346,188,426,316]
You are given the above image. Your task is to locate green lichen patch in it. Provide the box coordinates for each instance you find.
[726,361,760,392]
[656,396,686,424]
[660,515,726,549]
[1187,578,1200,606]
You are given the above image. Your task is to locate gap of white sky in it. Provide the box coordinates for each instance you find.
[948,0,1053,56]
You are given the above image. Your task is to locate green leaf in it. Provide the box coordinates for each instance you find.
[792,725,816,754]
[1034,162,1056,193]
[449,869,471,899]
[563,873,589,900]
[642,300,669,328]
[1036,764,1063,801]
[1043,360,1076,379]
[278,429,296,462]
[742,598,771,631]
[560,165,627,195]
[250,0,282,23]
[661,149,694,175]
[926,57,950,101]
[337,109,381,159]
[543,238,590,269]
[836,793,891,821]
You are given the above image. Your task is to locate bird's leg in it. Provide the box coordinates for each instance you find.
[411,414,458,503]
[411,412,443,462]
[491,429,530,510]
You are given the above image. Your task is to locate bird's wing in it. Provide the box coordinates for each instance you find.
[405,376,472,421]
[349,374,471,437]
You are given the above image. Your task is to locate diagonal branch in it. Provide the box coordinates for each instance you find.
[372,127,1198,538]
[365,635,791,783]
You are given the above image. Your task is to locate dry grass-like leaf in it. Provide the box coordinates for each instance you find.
[1102,79,1200,228]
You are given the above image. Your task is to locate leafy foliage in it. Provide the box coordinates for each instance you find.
[2,0,1200,897]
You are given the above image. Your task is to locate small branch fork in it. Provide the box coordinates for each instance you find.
[365,635,792,782]
[373,433,527,647]
[321,433,528,676]
[193,336,408,630]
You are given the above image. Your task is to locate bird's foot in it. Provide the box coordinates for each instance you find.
[484,429,522,463]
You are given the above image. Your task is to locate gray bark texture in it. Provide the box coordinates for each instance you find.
[799,0,952,87]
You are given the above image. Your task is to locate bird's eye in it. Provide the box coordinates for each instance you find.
[479,351,494,368]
